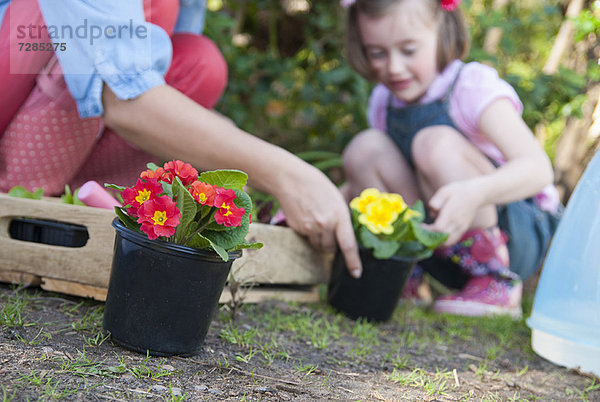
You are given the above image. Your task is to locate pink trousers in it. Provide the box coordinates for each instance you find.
[0,0,227,195]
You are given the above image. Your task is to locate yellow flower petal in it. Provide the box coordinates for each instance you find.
[382,192,407,214]
[358,198,398,235]
[350,188,381,213]
[402,208,422,222]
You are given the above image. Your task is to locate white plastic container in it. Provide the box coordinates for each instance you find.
[527,151,600,377]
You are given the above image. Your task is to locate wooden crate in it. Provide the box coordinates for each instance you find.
[0,194,331,303]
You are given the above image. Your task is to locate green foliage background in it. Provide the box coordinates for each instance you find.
[205,0,599,181]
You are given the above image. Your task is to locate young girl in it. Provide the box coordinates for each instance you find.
[341,0,561,317]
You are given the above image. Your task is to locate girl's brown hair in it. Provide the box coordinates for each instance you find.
[345,0,470,81]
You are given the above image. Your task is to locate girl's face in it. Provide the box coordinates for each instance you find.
[358,0,439,103]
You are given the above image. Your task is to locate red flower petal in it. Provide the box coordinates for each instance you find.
[190,181,217,206]
[137,196,181,239]
[140,167,172,183]
[140,222,162,240]
[214,187,237,206]
[121,178,163,216]
[215,201,246,227]
[164,160,198,186]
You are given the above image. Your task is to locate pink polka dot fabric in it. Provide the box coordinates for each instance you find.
[0,57,105,195]
[68,129,156,191]
[0,0,228,196]
[0,56,159,195]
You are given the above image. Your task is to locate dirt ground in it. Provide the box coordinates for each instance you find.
[1,282,599,401]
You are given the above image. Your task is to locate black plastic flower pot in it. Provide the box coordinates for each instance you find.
[327,247,417,322]
[103,218,241,356]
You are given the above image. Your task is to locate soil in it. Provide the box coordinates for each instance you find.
[1,282,599,401]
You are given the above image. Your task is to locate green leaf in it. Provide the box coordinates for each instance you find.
[228,241,264,252]
[61,185,74,204]
[71,188,86,206]
[187,233,211,249]
[9,186,30,198]
[203,221,231,232]
[61,194,73,204]
[59,185,85,206]
[389,218,411,242]
[396,241,433,260]
[199,170,248,190]
[359,227,399,259]
[146,162,160,171]
[8,186,44,199]
[31,188,44,200]
[408,200,426,223]
[350,208,361,232]
[198,203,213,221]
[201,189,252,250]
[161,181,173,199]
[201,225,247,251]
[208,238,229,262]
[410,220,448,249]
[104,183,126,192]
[114,207,140,232]
[172,177,197,243]
[186,220,199,235]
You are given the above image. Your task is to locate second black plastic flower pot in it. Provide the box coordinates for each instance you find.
[103,218,241,356]
[327,247,417,322]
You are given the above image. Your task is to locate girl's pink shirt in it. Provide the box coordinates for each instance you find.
[367,59,560,212]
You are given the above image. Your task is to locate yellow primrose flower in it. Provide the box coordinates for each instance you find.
[382,192,407,214]
[358,197,399,235]
[350,188,381,213]
[402,208,422,222]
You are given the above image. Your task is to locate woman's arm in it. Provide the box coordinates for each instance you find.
[102,84,363,277]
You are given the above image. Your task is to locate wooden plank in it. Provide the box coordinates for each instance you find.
[219,285,320,304]
[230,224,331,284]
[40,278,108,301]
[0,270,41,287]
[0,194,330,291]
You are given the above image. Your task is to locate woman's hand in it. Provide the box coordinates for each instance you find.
[274,164,363,278]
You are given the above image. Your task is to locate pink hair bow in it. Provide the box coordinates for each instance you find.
[340,0,356,8]
[441,0,461,11]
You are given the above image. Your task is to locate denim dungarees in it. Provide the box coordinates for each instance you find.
[386,68,463,169]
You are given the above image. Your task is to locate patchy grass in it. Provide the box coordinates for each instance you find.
[1,282,599,401]
[0,286,34,328]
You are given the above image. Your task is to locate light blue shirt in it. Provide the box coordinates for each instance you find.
[0,0,207,118]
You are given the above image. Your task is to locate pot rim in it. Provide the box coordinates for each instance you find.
[112,218,242,261]
[356,244,421,264]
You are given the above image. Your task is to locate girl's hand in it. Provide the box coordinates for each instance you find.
[426,180,484,245]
